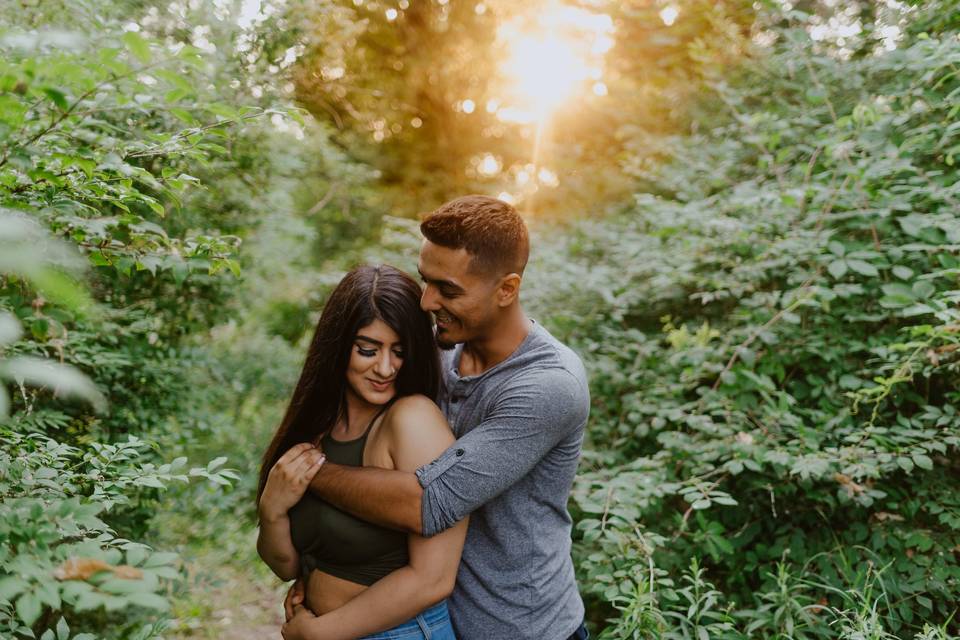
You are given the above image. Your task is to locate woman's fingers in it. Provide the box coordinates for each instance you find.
[288,450,325,483]
[283,579,304,621]
[275,442,315,468]
[303,453,326,483]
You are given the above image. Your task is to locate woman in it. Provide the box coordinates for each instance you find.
[256,265,466,640]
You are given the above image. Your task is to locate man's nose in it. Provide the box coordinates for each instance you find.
[420,284,440,312]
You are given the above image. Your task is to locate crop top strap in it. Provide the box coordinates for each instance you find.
[361,398,396,439]
[320,399,397,452]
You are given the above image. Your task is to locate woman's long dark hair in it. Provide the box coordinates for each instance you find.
[257,264,439,501]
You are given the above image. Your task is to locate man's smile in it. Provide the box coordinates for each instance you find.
[434,310,457,329]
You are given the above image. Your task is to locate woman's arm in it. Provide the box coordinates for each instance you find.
[257,443,325,581]
[282,396,468,640]
[257,511,299,581]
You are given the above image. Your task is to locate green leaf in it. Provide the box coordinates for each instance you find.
[154,69,194,93]
[35,580,60,610]
[892,265,914,280]
[223,258,241,277]
[912,453,934,470]
[29,267,94,313]
[1,356,106,412]
[88,250,112,267]
[828,241,845,257]
[839,374,862,389]
[0,575,28,601]
[912,281,935,299]
[880,295,914,309]
[56,616,70,640]
[881,283,915,299]
[122,32,151,63]
[143,552,179,568]
[43,87,68,111]
[827,259,848,279]
[97,578,152,595]
[206,103,238,119]
[169,108,197,125]
[897,456,915,473]
[0,311,23,346]
[846,259,878,276]
[142,197,165,216]
[16,592,42,626]
[133,476,166,489]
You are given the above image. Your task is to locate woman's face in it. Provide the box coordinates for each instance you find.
[346,318,405,407]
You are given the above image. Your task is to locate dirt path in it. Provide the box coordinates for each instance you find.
[167,560,286,640]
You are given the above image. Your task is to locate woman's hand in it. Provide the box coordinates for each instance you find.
[259,442,325,523]
[281,604,320,640]
[284,578,305,621]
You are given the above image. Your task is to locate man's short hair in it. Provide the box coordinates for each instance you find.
[420,195,529,277]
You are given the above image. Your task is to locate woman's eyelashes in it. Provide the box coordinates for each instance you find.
[355,345,404,359]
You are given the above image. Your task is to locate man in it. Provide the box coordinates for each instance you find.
[287,195,590,640]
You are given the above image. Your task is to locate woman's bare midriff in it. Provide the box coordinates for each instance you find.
[305,568,368,614]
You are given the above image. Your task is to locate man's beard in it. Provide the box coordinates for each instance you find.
[433,311,460,350]
[435,333,457,350]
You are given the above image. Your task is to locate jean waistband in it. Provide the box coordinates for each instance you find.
[417,600,449,625]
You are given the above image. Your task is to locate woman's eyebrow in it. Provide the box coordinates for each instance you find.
[355,335,383,346]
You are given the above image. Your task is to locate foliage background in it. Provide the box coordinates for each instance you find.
[2,0,960,638]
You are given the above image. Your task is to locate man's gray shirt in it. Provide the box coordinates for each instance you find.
[414,320,590,640]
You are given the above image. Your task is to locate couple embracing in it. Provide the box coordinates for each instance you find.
[256,195,591,640]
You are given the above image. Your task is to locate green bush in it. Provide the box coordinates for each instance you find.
[522,2,960,637]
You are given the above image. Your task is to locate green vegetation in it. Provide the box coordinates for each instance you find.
[557,3,960,634]
[3,0,960,638]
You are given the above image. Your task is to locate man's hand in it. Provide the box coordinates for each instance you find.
[283,578,305,622]
[281,604,318,640]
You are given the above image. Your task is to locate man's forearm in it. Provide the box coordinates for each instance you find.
[308,462,424,534]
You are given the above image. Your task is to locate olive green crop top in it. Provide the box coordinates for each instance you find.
[287,406,408,586]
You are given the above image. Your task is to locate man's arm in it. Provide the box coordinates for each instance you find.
[307,463,424,534]
[416,367,589,536]
[309,367,589,537]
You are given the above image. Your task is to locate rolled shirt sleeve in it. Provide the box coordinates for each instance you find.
[415,367,589,537]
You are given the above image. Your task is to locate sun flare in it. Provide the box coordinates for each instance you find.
[493,3,614,125]
[500,33,589,122]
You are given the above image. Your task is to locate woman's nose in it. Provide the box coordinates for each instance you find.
[374,352,394,377]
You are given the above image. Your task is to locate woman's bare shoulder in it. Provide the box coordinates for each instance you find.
[385,394,450,435]
[390,393,442,415]
[383,394,454,470]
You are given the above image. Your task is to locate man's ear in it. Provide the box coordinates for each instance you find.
[496,273,522,307]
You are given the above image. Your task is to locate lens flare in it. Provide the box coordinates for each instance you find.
[494,3,614,125]
[499,33,589,122]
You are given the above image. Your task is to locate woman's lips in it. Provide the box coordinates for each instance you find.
[369,378,394,392]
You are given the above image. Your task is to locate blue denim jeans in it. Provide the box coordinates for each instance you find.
[567,620,590,640]
[360,601,456,639]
